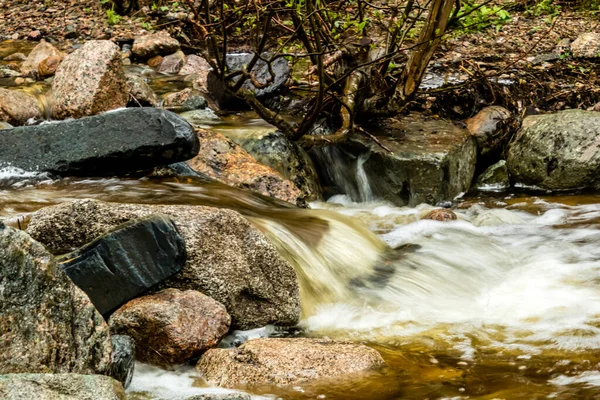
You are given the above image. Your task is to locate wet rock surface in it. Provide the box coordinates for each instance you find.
[0,224,112,375]
[26,199,301,329]
[163,88,207,111]
[109,288,231,366]
[0,87,42,125]
[133,31,180,59]
[475,160,510,190]
[187,129,304,206]
[325,115,476,206]
[52,40,128,119]
[0,374,126,400]
[109,335,135,389]
[507,110,600,190]
[197,338,386,387]
[465,106,513,156]
[422,209,458,221]
[126,73,159,106]
[0,108,199,176]
[230,129,322,201]
[57,214,186,315]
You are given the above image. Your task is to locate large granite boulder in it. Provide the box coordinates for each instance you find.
[197,338,386,387]
[507,110,600,190]
[0,374,125,400]
[132,31,180,59]
[317,115,477,206]
[207,53,289,110]
[0,88,42,125]
[0,224,112,375]
[228,128,322,201]
[0,108,199,176]
[26,200,301,329]
[57,214,186,315]
[109,288,231,365]
[187,129,304,206]
[20,40,64,78]
[52,40,128,119]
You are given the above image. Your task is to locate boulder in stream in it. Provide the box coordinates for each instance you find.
[26,199,301,329]
[156,51,186,74]
[163,88,208,111]
[0,224,113,375]
[132,31,180,59]
[57,214,186,315]
[186,129,304,206]
[109,288,231,365]
[0,107,199,176]
[0,88,42,125]
[20,40,63,78]
[465,106,513,156]
[126,73,159,106]
[507,110,600,190]
[52,40,128,119]
[197,338,386,387]
[0,374,125,400]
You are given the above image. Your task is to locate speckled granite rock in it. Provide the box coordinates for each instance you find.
[0,88,42,125]
[197,338,386,387]
[26,200,301,329]
[0,374,125,400]
[109,289,231,365]
[52,40,128,119]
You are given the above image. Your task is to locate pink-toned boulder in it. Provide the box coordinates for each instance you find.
[156,51,185,74]
[0,88,42,125]
[132,31,180,59]
[20,40,63,78]
[52,40,128,119]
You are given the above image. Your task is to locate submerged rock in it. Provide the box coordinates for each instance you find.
[475,160,510,190]
[109,288,231,366]
[52,40,128,119]
[207,53,289,110]
[133,31,180,59]
[0,225,112,375]
[57,214,186,315]
[20,40,63,77]
[422,209,457,221]
[0,88,42,125]
[0,108,199,176]
[197,338,386,387]
[465,106,513,156]
[26,199,301,329]
[507,110,600,190]
[0,374,125,400]
[571,32,600,58]
[230,129,322,201]
[187,129,304,206]
[324,115,476,206]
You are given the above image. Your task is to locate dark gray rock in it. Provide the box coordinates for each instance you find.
[57,214,186,315]
[0,225,113,375]
[109,335,135,389]
[507,110,600,190]
[475,160,510,190]
[207,53,289,110]
[0,108,199,176]
[0,374,125,400]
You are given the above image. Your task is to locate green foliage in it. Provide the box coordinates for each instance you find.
[457,2,511,33]
[106,6,121,25]
[524,0,561,17]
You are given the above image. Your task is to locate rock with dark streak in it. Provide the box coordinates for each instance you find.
[109,335,135,389]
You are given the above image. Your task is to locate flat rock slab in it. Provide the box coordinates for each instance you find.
[0,107,199,176]
[0,374,125,400]
[197,338,386,387]
[507,109,600,190]
[58,214,186,315]
[0,224,112,375]
[326,115,476,206]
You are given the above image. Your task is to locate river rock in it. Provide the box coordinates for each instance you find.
[570,32,600,58]
[163,88,207,111]
[187,129,304,206]
[207,53,290,110]
[0,224,112,375]
[180,55,211,92]
[0,374,125,400]
[422,209,457,221]
[126,73,159,106]
[0,88,42,125]
[229,129,322,201]
[57,214,186,315]
[109,335,135,389]
[325,115,476,206]
[26,199,301,329]
[473,209,525,226]
[20,40,63,77]
[133,31,180,59]
[507,110,600,190]
[0,108,199,176]
[465,106,513,156]
[197,338,386,387]
[38,55,62,77]
[109,288,231,365]
[157,51,185,74]
[4,52,26,61]
[52,40,128,119]
[0,66,21,78]
[475,160,510,190]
